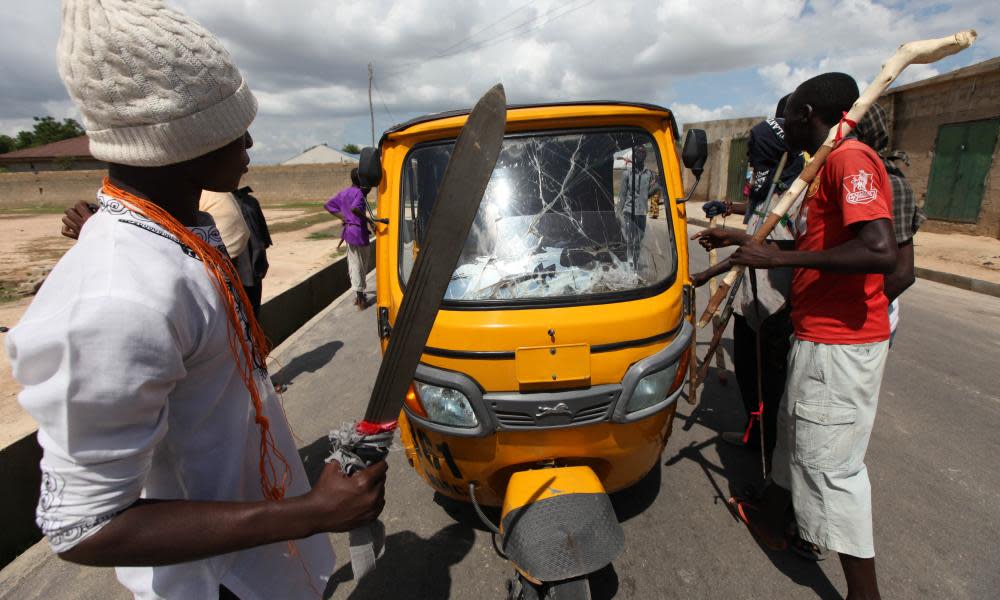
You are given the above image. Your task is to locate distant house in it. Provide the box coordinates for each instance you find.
[281,143,359,166]
[0,135,106,172]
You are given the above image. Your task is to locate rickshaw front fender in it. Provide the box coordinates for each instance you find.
[500,466,624,584]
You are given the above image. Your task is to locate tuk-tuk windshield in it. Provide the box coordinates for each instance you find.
[400,129,676,303]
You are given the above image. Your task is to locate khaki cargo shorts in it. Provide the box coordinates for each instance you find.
[771,337,889,558]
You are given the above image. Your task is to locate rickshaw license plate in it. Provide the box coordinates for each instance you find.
[515,344,591,387]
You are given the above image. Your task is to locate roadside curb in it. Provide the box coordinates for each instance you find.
[687,217,1000,299]
[268,269,375,366]
[913,266,1000,299]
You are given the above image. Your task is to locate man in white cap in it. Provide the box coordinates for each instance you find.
[7,1,386,598]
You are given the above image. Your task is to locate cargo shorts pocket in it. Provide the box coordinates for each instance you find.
[792,402,857,471]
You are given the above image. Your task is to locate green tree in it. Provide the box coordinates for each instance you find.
[7,116,86,151]
[341,143,361,155]
[0,135,16,154]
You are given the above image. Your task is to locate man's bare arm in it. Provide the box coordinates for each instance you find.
[731,219,897,274]
[60,461,386,567]
[691,258,732,288]
[884,240,915,302]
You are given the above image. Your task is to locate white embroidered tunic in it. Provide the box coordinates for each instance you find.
[7,192,334,599]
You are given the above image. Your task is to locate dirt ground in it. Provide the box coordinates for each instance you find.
[0,206,344,448]
[911,230,1000,281]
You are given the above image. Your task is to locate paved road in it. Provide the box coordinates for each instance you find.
[3,224,999,599]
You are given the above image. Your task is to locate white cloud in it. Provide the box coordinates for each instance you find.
[671,103,739,126]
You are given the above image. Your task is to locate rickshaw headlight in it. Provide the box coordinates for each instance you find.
[626,364,679,413]
[414,382,479,428]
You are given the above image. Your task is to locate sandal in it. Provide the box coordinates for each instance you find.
[727,497,788,551]
[788,530,827,561]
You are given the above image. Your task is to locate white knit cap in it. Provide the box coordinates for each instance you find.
[57,0,257,167]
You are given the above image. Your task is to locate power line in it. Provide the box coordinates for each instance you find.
[433,0,594,61]
[430,0,539,59]
[373,80,396,124]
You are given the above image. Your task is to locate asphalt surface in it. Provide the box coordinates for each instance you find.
[2,223,999,599]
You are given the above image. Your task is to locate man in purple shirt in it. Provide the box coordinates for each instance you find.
[325,168,372,309]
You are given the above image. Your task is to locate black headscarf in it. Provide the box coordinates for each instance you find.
[746,118,804,210]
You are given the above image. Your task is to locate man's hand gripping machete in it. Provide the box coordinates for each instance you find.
[326,83,507,579]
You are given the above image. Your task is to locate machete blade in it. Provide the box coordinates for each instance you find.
[363,83,507,424]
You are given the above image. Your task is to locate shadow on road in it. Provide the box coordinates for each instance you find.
[433,492,622,599]
[609,461,661,522]
[666,373,843,600]
[324,523,475,599]
[272,340,344,388]
[298,435,334,486]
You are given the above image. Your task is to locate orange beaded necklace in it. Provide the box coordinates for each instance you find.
[102,178,291,501]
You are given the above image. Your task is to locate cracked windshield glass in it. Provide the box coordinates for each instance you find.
[400,130,676,302]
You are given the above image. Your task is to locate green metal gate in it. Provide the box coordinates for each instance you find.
[925,119,1000,223]
[726,136,750,203]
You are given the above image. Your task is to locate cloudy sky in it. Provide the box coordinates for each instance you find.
[1,0,997,164]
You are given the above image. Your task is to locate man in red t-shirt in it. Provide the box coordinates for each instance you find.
[697,73,896,600]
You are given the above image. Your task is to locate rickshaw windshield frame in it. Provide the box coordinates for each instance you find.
[396,126,679,309]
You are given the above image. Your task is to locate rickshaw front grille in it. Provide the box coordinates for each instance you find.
[487,388,619,430]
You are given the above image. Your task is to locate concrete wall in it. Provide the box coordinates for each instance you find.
[0,159,107,173]
[0,163,354,209]
[260,243,374,347]
[885,62,1000,239]
[240,163,354,204]
[681,116,763,203]
[0,434,43,568]
[0,246,373,569]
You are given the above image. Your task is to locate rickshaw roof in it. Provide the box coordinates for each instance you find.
[380,101,680,144]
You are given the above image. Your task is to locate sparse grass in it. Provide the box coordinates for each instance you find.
[0,206,69,216]
[0,281,25,304]
[307,226,342,240]
[267,209,330,234]
[264,200,325,209]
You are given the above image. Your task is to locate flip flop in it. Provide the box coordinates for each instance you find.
[727,497,788,551]
[788,531,828,561]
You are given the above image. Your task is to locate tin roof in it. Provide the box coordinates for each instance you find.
[0,135,93,161]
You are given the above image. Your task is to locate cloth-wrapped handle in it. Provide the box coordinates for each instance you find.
[327,423,394,579]
[348,519,385,579]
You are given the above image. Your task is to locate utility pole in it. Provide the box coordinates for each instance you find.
[368,63,375,147]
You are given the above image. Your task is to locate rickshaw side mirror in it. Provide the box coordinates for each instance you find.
[678,128,708,204]
[681,129,707,176]
[359,146,382,187]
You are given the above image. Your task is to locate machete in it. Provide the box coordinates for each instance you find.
[329,83,507,579]
[364,82,506,427]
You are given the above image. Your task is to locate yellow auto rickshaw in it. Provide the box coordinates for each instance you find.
[359,102,707,598]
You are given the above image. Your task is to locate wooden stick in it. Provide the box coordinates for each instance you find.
[698,29,978,327]
[686,321,698,405]
[707,215,728,384]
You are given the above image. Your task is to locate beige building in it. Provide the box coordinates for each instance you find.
[680,116,764,204]
[881,57,1000,239]
[281,143,359,166]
